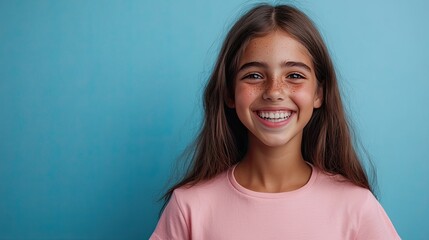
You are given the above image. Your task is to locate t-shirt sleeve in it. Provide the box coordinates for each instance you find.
[356,192,401,240]
[150,191,190,240]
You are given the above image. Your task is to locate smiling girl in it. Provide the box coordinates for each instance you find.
[151,4,400,240]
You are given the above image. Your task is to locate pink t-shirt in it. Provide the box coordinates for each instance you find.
[151,164,400,240]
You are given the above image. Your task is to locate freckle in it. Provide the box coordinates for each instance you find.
[290,85,300,93]
[279,81,288,89]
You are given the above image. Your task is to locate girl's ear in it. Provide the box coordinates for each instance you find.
[226,97,235,108]
[313,86,323,108]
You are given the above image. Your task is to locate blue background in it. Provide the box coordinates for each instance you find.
[1,0,428,239]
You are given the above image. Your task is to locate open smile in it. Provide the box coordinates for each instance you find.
[256,110,292,123]
[255,110,293,127]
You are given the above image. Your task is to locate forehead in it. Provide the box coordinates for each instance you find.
[240,30,313,66]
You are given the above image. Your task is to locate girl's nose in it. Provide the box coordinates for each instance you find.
[262,79,286,101]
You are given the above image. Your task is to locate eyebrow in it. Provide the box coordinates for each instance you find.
[238,61,312,73]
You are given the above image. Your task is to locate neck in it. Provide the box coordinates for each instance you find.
[234,134,311,193]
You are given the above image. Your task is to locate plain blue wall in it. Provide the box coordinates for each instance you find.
[1,0,428,239]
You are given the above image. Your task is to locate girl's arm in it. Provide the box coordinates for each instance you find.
[356,192,401,240]
[150,191,190,240]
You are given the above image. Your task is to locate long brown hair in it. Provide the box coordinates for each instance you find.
[162,3,374,205]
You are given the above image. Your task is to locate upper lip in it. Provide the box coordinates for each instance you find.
[253,107,295,112]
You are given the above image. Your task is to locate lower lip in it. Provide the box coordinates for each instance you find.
[254,112,293,128]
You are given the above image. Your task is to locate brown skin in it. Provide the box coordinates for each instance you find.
[233,30,319,193]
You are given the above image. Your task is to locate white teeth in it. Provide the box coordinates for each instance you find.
[257,111,292,122]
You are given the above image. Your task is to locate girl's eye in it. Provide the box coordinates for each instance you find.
[287,73,304,79]
[244,73,263,80]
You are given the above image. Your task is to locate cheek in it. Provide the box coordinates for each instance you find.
[289,85,317,107]
[234,85,262,105]
[288,83,301,93]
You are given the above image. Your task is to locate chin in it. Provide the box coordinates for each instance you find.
[259,138,290,148]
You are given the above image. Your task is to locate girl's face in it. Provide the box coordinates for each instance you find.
[232,30,322,149]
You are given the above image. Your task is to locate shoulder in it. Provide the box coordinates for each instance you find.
[150,170,231,240]
[312,168,400,239]
[173,169,231,207]
[311,168,378,215]
[313,168,372,200]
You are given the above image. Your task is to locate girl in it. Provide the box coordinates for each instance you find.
[151,4,400,240]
